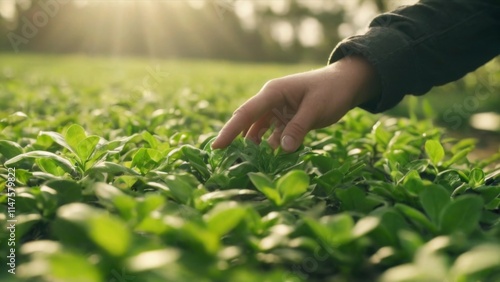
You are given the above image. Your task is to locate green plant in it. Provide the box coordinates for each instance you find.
[0,55,499,282]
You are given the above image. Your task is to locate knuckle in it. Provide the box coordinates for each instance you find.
[231,106,252,125]
[285,121,308,137]
[232,107,243,116]
[232,105,250,117]
[263,78,284,91]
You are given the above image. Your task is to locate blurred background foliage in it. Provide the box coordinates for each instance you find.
[0,0,415,62]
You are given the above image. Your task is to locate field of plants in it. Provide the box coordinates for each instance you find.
[0,54,499,282]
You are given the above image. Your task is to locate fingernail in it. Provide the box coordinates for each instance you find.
[211,135,222,149]
[281,135,295,152]
[211,140,219,149]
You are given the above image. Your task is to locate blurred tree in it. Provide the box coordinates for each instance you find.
[0,0,394,62]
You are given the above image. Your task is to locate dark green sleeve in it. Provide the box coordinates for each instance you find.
[329,0,500,113]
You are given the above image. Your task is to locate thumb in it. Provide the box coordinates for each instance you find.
[280,105,315,152]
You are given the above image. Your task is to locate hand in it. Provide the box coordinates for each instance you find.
[211,56,381,152]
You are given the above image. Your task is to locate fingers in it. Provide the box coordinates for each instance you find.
[279,98,317,152]
[211,83,284,149]
[212,64,360,151]
[210,108,251,149]
[267,123,284,149]
[246,113,273,143]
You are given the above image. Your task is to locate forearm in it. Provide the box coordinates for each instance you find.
[329,0,500,113]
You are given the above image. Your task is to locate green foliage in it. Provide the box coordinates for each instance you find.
[249,170,310,206]
[0,56,499,282]
[425,139,445,165]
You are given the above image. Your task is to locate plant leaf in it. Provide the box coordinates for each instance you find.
[439,195,483,234]
[468,168,485,188]
[249,172,281,205]
[206,204,246,236]
[425,140,444,165]
[39,131,75,155]
[276,170,309,204]
[88,214,131,257]
[77,135,101,163]
[395,203,437,234]
[6,151,76,176]
[65,124,87,152]
[42,180,82,206]
[0,140,23,159]
[419,184,450,224]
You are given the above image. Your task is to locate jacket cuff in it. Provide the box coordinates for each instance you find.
[328,27,419,113]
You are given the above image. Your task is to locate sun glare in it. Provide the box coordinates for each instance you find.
[0,0,16,20]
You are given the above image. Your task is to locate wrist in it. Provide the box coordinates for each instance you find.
[337,55,381,109]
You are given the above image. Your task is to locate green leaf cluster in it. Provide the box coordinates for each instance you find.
[0,57,499,282]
